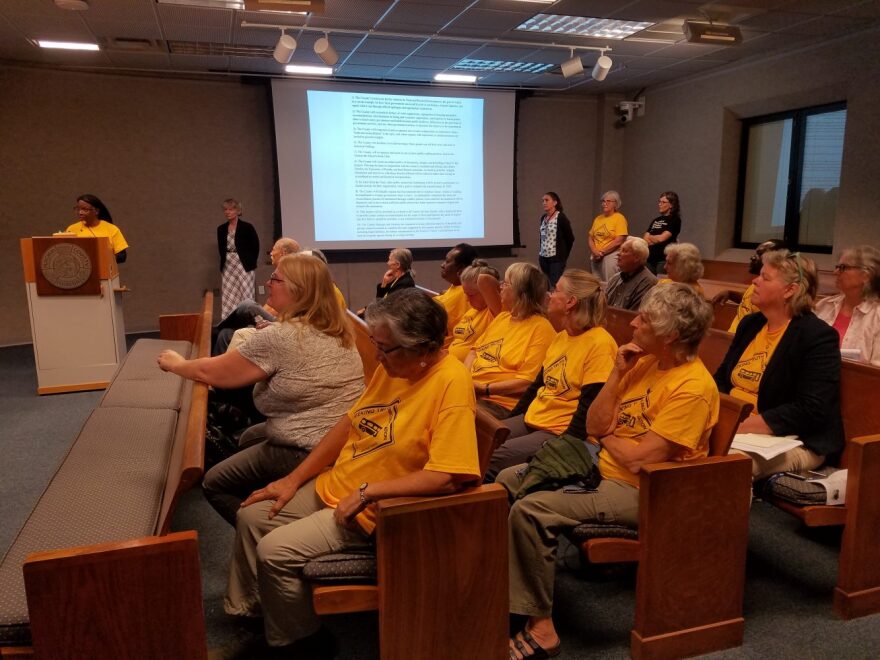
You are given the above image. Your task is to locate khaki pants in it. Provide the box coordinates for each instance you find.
[225,480,371,646]
[498,464,639,618]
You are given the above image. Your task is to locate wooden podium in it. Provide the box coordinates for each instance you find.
[20,236,128,395]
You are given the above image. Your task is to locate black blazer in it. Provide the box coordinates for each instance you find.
[217,219,260,273]
[713,311,844,457]
[376,271,415,299]
[540,212,575,263]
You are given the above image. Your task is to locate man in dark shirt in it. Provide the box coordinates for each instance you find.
[606,237,657,310]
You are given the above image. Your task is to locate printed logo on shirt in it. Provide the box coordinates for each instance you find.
[453,313,476,341]
[350,399,399,458]
[539,355,571,398]
[616,390,651,436]
[732,353,767,388]
[472,338,503,373]
[592,222,613,242]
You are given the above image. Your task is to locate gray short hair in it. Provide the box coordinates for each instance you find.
[638,282,713,362]
[664,242,704,283]
[840,245,880,299]
[299,247,328,264]
[390,247,413,272]
[274,237,300,256]
[364,288,447,353]
[459,259,499,284]
[602,190,622,210]
[624,236,649,264]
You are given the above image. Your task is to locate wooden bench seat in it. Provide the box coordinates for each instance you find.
[0,292,213,659]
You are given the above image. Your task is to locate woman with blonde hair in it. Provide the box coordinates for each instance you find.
[217,198,260,321]
[815,245,880,366]
[486,269,618,479]
[448,260,500,361]
[158,253,365,525]
[659,242,705,295]
[465,262,556,418]
[714,250,844,478]
[588,190,628,282]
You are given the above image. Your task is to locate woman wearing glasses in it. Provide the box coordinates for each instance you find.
[65,194,129,263]
[157,254,364,525]
[815,245,880,366]
[588,190,628,282]
[714,250,844,479]
[224,288,480,655]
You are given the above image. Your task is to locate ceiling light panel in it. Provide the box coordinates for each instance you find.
[285,63,333,74]
[38,40,99,50]
[516,14,654,39]
[434,72,477,83]
[453,58,554,74]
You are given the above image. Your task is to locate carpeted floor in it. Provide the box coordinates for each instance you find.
[2,339,879,658]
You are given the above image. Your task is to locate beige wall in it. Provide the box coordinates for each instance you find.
[620,28,880,268]
[0,67,609,345]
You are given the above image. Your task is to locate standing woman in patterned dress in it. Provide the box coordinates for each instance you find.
[537,192,574,289]
[217,198,260,322]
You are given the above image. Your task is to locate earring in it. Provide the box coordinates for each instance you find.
[420,361,428,368]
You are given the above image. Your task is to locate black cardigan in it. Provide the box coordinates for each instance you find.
[713,311,844,457]
[540,212,575,263]
[376,271,415,299]
[217,219,260,273]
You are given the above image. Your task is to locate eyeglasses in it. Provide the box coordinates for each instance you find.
[268,275,285,285]
[834,263,863,273]
[786,252,804,283]
[369,336,404,356]
[600,199,614,204]
[658,199,670,204]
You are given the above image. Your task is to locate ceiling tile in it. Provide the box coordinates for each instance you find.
[169,52,230,70]
[357,35,423,54]
[605,0,705,22]
[381,2,465,30]
[85,18,163,40]
[105,50,172,68]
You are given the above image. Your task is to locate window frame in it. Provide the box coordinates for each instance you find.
[734,100,847,255]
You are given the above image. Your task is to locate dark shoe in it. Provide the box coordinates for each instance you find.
[509,629,561,660]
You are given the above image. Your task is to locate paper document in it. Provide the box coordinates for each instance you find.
[731,434,802,460]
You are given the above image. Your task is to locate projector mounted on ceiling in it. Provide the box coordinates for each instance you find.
[683,20,743,46]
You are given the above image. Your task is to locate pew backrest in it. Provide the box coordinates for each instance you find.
[346,310,379,385]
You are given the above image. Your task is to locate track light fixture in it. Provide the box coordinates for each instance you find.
[273,31,296,64]
[592,53,612,81]
[560,49,583,79]
[314,34,338,66]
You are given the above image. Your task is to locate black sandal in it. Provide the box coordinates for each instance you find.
[509,629,561,659]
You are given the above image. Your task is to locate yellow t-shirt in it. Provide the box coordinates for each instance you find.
[315,354,480,534]
[64,220,129,254]
[434,284,470,346]
[657,278,705,297]
[524,327,618,435]
[599,355,719,488]
[470,312,557,411]
[333,284,347,311]
[449,306,495,362]
[728,283,757,333]
[589,212,628,252]
[729,320,789,410]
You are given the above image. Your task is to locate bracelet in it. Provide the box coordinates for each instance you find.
[485,383,490,397]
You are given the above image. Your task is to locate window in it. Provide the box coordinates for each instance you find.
[735,102,846,253]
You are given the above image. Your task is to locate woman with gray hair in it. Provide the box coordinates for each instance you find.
[714,250,844,479]
[588,190,628,282]
[376,247,415,298]
[225,288,481,655]
[501,283,719,660]
[448,260,500,361]
[659,242,705,296]
[815,245,880,366]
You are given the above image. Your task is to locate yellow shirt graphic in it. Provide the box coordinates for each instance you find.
[65,220,129,254]
[315,354,480,534]
[524,327,618,434]
[728,283,758,333]
[449,306,495,362]
[589,212,628,252]
[599,355,719,488]
[470,312,557,411]
[434,284,470,347]
[729,321,789,410]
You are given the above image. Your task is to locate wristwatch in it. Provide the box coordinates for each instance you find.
[358,482,370,507]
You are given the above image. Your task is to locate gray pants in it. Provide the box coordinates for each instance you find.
[485,414,555,482]
[225,480,371,646]
[203,433,309,526]
[498,464,639,618]
[591,249,620,283]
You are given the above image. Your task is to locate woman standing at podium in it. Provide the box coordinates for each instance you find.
[217,198,259,322]
[65,194,129,263]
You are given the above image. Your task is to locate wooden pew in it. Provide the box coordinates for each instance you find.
[347,310,379,384]
[578,395,754,659]
[310,409,510,660]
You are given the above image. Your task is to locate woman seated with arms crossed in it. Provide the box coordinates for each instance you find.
[224,288,481,654]
[658,242,705,296]
[465,262,557,419]
[714,250,844,478]
[815,245,880,366]
[500,283,719,659]
[485,269,617,481]
[157,253,365,525]
[448,260,500,361]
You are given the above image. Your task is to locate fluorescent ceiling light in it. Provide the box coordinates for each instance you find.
[517,14,654,40]
[156,0,305,10]
[434,73,477,83]
[38,40,99,51]
[285,64,333,75]
[453,59,554,74]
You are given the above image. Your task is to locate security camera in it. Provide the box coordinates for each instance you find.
[615,100,645,126]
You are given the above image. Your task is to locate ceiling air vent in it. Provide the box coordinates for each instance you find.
[683,20,743,45]
[168,41,274,57]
